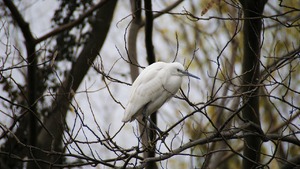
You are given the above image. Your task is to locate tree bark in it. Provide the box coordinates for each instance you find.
[128,0,142,80]
[127,1,158,168]
[239,1,267,169]
[3,0,38,147]
[144,0,158,169]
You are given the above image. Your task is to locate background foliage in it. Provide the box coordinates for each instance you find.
[0,0,299,168]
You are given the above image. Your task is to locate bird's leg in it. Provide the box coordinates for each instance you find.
[142,105,168,140]
[146,116,163,134]
[144,115,169,141]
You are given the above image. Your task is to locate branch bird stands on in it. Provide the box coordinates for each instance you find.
[122,62,200,130]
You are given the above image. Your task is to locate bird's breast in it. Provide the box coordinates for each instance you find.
[163,76,182,95]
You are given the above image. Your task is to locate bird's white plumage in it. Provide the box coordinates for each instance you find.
[122,62,199,122]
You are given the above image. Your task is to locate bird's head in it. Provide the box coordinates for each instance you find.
[171,62,200,80]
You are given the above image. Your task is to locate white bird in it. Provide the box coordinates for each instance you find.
[122,62,200,123]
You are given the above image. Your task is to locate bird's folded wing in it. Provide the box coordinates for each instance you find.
[123,68,164,122]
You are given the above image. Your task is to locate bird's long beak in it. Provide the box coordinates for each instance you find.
[178,69,200,80]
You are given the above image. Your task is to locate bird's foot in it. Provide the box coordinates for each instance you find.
[157,130,168,141]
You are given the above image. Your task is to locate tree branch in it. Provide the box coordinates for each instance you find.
[132,131,300,169]
[35,0,110,44]
[260,45,300,83]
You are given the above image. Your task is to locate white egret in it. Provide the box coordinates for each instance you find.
[122,62,200,123]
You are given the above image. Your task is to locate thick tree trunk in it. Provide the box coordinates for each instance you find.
[144,0,158,169]
[33,1,117,168]
[128,0,142,80]
[3,0,39,168]
[239,1,267,169]
[127,1,157,168]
